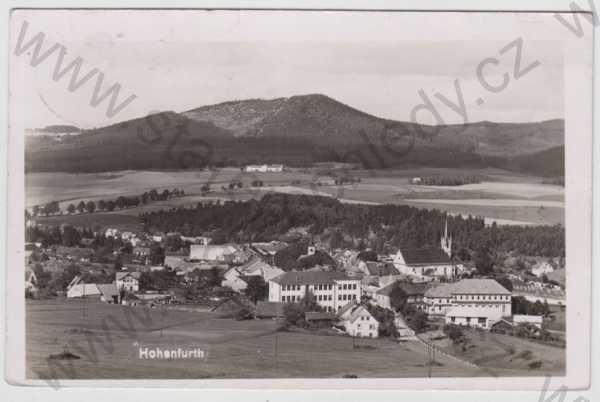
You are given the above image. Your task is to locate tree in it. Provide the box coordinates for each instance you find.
[443,324,465,344]
[85,200,96,213]
[44,201,60,215]
[243,276,269,304]
[76,201,86,213]
[389,284,408,311]
[61,225,81,247]
[66,204,76,214]
[206,266,222,287]
[357,250,378,262]
[106,200,116,211]
[98,200,107,211]
[32,205,40,217]
[474,242,494,275]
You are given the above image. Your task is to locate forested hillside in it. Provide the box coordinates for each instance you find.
[139,194,565,258]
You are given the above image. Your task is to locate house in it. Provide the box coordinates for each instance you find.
[133,246,151,258]
[180,236,211,245]
[244,164,284,173]
[66,276,101,298]
[105,228,120,238]
[121,231,136,241]
[374,281,429,311]
[305,311,335,327]
[55,246,94,262]
[222,259,284,292]
[531,261,555,278]
[513,314,544,329]
[361,261,402,286]
[490,319,515,334]
[25,267,37,292]
[189,244,247,263]
[425,279,512,326]
[96,284,120,304]
[393,248,455,279]
[411,177,422,184]
[445,306,500,329]
[116,271,141,292]
[337,302,379,338]
[268,271,361,313]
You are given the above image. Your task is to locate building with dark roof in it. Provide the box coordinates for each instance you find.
[393,247,456,279]
[268,271,361,313]
[374,281,430,310]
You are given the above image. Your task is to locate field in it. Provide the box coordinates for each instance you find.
[422,327,565,377]
[28,167,564,229]
[27,299,485,379]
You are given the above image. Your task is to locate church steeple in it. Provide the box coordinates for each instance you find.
[441,217,452,257]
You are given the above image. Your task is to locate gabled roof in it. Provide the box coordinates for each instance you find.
[116,271,141,281]
[365,262,399,276]
[424,283,456,298]
[270,270,353,286]
[376,281,430,296]
[96,284,119,298]
[450,279,511,295]
[399,248,451,265]
[347,305,375,323]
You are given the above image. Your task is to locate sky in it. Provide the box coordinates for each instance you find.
[9,10,578,130]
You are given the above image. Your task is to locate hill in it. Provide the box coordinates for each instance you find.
[25,94,564,175]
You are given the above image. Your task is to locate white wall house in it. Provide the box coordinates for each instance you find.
[428,279,512,328]
[268,271,361,313]
[337,302,379,338]
[531,261,554,278]
[222,259,284,292]
[116,271,141,293]
[244,164,284,173]
[393,247,455,279]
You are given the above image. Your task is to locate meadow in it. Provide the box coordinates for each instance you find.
[28,167,564,229]
[27,299,484,379]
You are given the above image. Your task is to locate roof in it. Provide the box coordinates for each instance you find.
[305,311,335,321]
[365,262,399,276]
[425,283,456,298]
[96,284,119,298]
[270,270,353,286]
[399,248,451,265]
[376,281,430,296]
[449,279,511,295]
[239,259,284,281]
[348,305,375,323]
[425,279,510,298]
[116,271,142,280]
[189,244,240,260]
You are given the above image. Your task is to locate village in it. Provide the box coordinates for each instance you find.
[25,216,566,360]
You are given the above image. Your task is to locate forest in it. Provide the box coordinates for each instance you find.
[139,194,565,258]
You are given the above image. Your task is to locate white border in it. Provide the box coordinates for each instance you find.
[1,1,597,400]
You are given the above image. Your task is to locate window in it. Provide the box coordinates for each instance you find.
[338,295,342,300]
[478,317,486,325]
[451,317,455,323]
[328,295,332,301]
[466,317,471,323]
[352,294,356,300]
[357,324,361,329]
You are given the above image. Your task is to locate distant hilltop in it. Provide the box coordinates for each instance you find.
[26,125,81,137]
[25,93,563,176]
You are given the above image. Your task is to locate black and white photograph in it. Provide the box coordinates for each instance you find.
[4,6,594,391]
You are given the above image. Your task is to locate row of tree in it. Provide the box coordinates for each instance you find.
[140,193,565,258]
[28,188,186,218]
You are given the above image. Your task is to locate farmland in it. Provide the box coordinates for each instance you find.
[28,167,564,229]
[27,299,484,379]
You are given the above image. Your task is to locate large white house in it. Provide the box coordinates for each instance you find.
[393,247,455,279]
[116,271,141,292]
[337,302,379,338]
[189,244,248,263]
[426,279,512,328]
[222,259,284,292]
[244,164,284,173]
[268,271,361,312]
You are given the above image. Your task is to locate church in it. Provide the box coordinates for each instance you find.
[392,219,457,280]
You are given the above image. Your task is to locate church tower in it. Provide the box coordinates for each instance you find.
[441,217,452,257]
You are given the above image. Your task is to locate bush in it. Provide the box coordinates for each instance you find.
[443,324,465,344]
[528,360,543,370]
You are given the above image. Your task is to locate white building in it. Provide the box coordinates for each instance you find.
[268,271,361,313]
[393,247,455,279]
[189,244,247,263]
[427,279,512,328]
[222,259,284,292]
[531,261,555,278]
[25,267,37,292]
[513,314,544,329]
[337,302,379,338]
[244,164,284,173]
[116,271,141,293]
